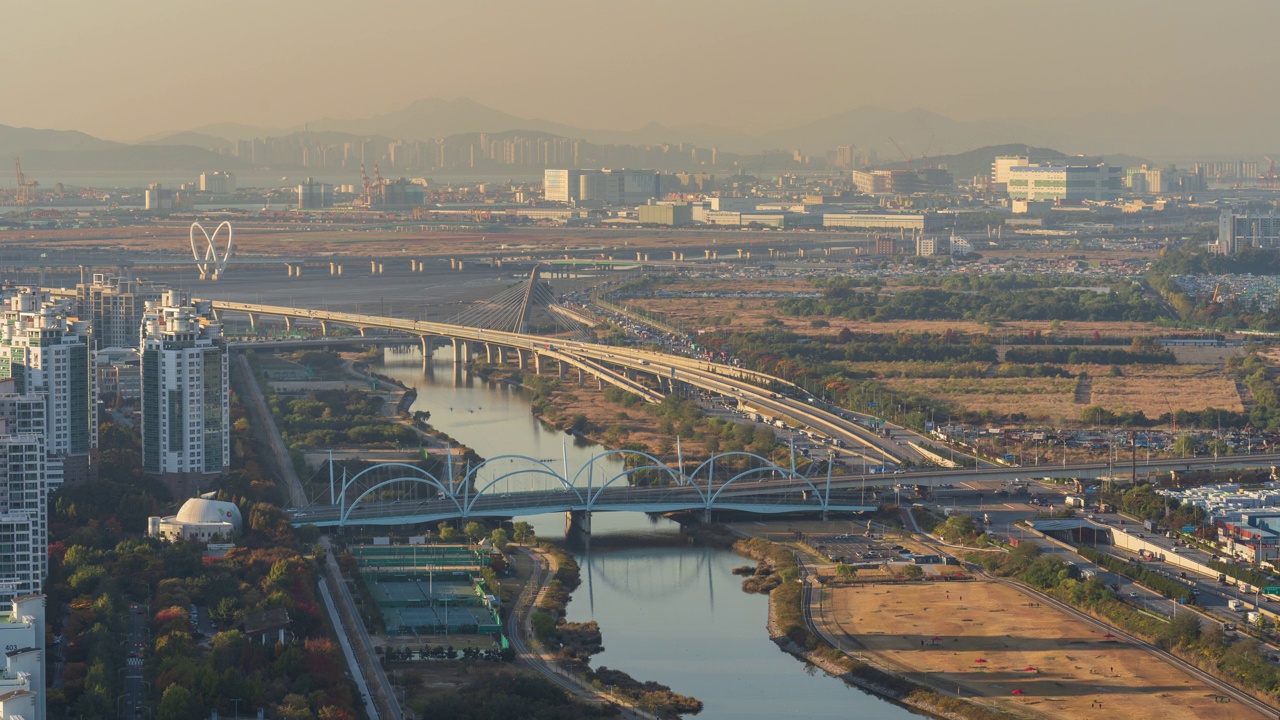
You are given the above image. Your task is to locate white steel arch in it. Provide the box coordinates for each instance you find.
[190,221,234,279]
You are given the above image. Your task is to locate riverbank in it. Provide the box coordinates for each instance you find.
[734,527,1272,720]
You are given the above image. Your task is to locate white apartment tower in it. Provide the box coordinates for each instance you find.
[141,292,229,498]
[0,432,46,602]
[0,290,96,485]
[0,395,47,602]
[0,594,48,720]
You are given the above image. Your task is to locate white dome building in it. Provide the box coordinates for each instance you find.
[148,495,242,542]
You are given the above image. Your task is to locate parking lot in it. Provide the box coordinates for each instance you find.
[807,531,956,569]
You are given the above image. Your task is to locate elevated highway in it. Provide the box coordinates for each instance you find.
[207,300,923,465]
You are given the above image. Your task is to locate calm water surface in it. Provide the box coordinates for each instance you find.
[378,349,922,719]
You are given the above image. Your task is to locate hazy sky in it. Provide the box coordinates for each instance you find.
[3,0,1277,142]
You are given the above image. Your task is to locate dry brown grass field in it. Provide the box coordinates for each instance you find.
[882,377,1080,422]
[822,582,1265,720]
[1081,364,1243,416]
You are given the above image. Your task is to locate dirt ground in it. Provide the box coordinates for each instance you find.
[822,582,1266,720]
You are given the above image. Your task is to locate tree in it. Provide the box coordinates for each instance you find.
[902,564,924,580]
[1173,434,1198,456]
[490,528,510,551]
[464,521,486,543]
[1167,610,1201,647]
[511,521,535,544]
[835,563,857,581]
[438,522,461,543]
[157,684,200,720]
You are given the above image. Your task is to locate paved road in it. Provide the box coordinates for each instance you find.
[123,603,146,719]
[506,548,654,720]
[235,353,402,719]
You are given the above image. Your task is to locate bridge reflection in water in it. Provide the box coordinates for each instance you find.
[289,445,876,528]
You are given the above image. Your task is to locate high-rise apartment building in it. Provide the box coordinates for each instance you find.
[0,594,47,720]
[0,393,47,602]
[1210,209,1280,255]
[141,292,229,497]
[74,274,164,350]
[0,291,95,485]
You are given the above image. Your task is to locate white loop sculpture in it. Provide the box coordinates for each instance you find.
[190,221,233,279]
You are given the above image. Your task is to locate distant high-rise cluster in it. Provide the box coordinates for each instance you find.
[140,292,229,498]
[228,133,730,172]
[74,273,165,350]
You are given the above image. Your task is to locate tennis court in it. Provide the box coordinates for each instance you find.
[351,543,503,636]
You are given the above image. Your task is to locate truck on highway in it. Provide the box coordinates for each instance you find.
[1229,599,1244,611]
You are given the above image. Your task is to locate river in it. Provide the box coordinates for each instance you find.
[377,348,922,719]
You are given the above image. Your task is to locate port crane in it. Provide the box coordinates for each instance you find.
[13,157,38,206]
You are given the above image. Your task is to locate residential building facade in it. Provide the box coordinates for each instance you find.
[140,293,230,497]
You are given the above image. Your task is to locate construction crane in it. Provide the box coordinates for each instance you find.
[1211,283,1222,304]
[888,137,913,171]
[13,157,38,206]
[920,135,935,169]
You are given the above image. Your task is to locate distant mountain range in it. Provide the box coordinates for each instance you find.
[1,125,240,173]
[169,97,1279,157]
[1,96,1273,175]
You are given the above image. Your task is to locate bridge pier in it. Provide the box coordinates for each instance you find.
[517,349,526,370]
[577,368,584,386]
[485,344,493,364]
[533,353,542,375]
[247,313,257,329]
[557,359,565,379]
[319,320,328,335]
[495,346,505,365]
[452,338,463,365]
[420,336,433,368]
[565,510,591,537]
[358,327,367,337]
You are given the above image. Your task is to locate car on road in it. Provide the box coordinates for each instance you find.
[1129,591,1140,598]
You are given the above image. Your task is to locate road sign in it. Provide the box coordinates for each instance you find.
[1264,586,1280,595]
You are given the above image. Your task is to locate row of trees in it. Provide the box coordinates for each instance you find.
[778,276,1165,323]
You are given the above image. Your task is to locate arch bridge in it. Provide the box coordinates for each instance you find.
[288,448,875,528]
